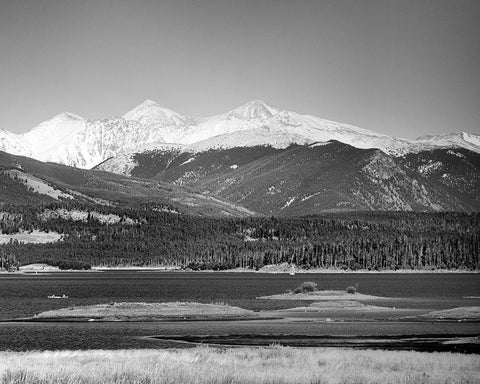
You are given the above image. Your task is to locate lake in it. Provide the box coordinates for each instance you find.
[0,271,479,351]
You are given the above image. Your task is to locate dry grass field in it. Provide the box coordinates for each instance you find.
[1,347,479,384]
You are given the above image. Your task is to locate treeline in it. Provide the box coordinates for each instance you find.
[0,202,479,271]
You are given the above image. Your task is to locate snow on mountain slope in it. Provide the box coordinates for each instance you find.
[180,108,426,156]
[175,100,281,145]
[20,115,157,169]
[123,100,196,143]
[412,132,480,154]
[123,99,187,125]
[21,112,86,160]
[5,112,186,169]
[0,128,31,157]
[226,99,280,119]
[188,126,315,151]
[121,100,480,156]
[97,101,480,176]
[1,99,478,171]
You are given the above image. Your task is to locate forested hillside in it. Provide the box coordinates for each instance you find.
[1,202,478,271]
[0,150,255,217]
[99,142,480,214]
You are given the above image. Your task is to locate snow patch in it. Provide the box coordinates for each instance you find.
[309,141,331,147]
[301,192,322,201]
[267,186,280,195]
[447,150,466,158]
[180,157,196,166]
[281,197,296,210]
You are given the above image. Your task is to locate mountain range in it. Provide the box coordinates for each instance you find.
[1,99,479,169]
[0,100,479,215]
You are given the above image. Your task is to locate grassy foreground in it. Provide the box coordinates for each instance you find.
[1,347,479,384]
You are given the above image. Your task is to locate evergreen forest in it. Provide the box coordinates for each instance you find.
[0,202,478,271]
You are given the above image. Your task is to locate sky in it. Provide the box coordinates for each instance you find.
[1,0,479,138]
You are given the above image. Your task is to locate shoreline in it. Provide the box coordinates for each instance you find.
[3,264,478,274]
[93,266,479,274]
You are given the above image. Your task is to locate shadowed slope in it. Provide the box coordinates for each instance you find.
[0,151,255,217]
[175,142,474,214]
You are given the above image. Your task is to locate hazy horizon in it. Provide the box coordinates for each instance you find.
[1,0,479,138]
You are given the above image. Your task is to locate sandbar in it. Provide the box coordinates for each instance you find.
[32,301,260,321]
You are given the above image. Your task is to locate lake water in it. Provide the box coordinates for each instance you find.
[0,271,479,351]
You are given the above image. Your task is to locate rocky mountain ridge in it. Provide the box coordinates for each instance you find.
[1,100,478,170]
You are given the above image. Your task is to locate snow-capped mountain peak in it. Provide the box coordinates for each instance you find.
[227,100,280,120]
[22,112,85,139]
[53,112,84,121]
[0,100,479,172]
[123,99,186,126]
[18,112,87,162]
